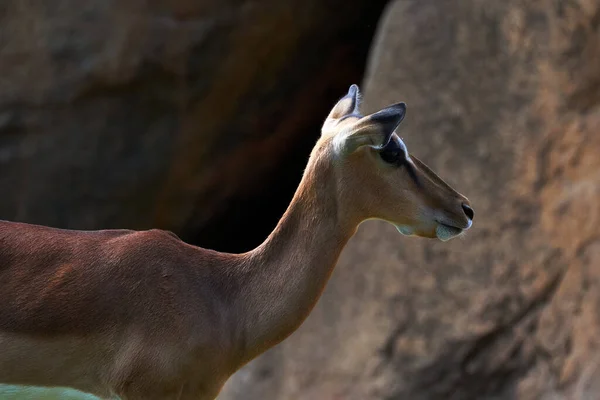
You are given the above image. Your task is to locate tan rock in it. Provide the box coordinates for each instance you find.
[220,0,600,399]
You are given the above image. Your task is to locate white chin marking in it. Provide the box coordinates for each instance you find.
[395,225,414,236]
[436,224,461,242]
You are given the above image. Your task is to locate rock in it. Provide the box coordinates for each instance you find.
[0,0,389,252]
[219,0,600,399]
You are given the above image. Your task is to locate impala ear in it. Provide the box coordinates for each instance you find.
[335,102,407,154]
[326,84,361,121]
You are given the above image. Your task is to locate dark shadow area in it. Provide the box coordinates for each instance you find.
[181,2,390,253]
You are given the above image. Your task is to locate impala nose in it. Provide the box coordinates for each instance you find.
[462,203,474,220]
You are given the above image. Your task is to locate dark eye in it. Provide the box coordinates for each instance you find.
[379,148,402,164]
[379,139,406,165]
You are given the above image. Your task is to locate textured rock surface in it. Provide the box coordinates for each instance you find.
[0,0,388,252]
[219,0,600,399]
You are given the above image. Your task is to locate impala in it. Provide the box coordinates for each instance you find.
[0,85,473,399]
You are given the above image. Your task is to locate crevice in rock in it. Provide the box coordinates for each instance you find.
[183,1,392,253]
[382,255,568,400]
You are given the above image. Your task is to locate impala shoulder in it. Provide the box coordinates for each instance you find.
[114,228,182,246]
[147,228,182,241]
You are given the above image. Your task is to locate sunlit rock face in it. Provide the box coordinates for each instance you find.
[220,1,600,399]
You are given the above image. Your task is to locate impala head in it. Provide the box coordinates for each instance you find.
[320,84,474,241]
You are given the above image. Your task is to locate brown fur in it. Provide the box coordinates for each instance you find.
[0,85,472,399]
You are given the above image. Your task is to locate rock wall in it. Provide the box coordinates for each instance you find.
[0,0,388,252]
[219,0,600,399]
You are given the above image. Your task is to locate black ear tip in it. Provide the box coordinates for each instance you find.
[390,101,407,113]
[370,101,407,132]
[385,102,407,120]
[376,102,407,119]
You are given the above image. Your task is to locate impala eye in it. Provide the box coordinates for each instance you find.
[380,148,402,164]
[379,138,406,165]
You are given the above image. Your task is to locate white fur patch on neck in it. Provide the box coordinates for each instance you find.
[331,133,345,155]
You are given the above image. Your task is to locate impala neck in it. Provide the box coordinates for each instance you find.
[236,146,358,361]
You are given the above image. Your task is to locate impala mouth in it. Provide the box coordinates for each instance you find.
[435,220,471,242]
[394,220,471,241]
